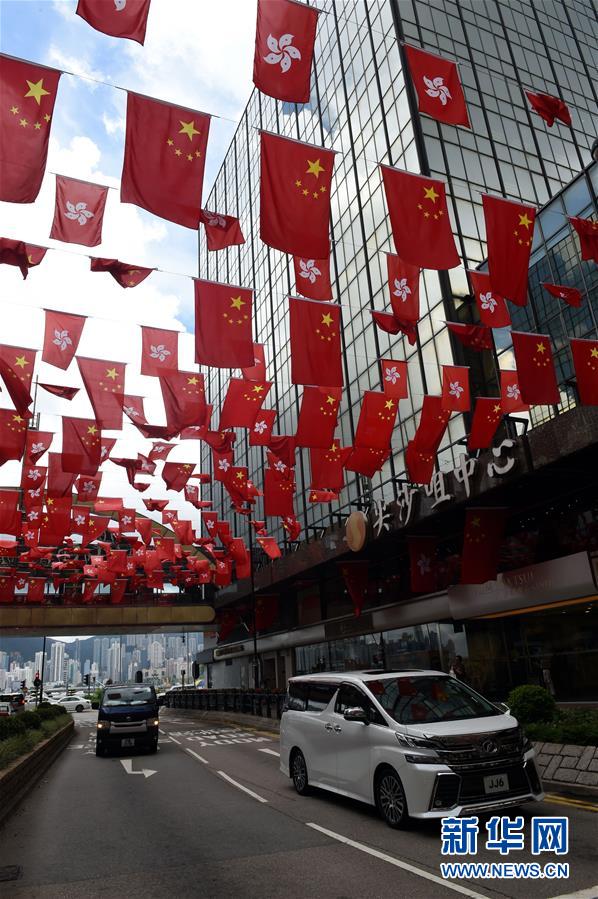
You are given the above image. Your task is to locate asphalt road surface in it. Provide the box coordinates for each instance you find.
[0,709,596,899]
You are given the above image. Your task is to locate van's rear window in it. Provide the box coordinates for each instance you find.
[103,687,155,706]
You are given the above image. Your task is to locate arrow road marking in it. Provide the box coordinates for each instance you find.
[120,758,157,778]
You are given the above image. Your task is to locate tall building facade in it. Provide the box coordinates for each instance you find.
[49,641,64,684]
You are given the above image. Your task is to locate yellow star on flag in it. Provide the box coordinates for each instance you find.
[590,348,598,359]
[12,414,24,423]
[321,313,333,327]
[179,120,200,141]
[536,342,546,354]
[518,213,532,229]
[423,186,439,203]
[87,425,98,435]
[230,296,245,311]
[252,385,264,394]
[24,79,50,105]
[325,395,336,405]
[384,400,394,410]
[187,376,199,385]
[15,355,29,368]
[306,159,324,178]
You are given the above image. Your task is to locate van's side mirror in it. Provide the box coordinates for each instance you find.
[497,702,510,714]
[91,701,99,710]
[343,706,369,725]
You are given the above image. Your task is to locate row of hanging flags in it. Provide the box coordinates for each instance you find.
[0,1,597,613]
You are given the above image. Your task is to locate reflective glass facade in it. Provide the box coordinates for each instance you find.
[198,0,597,546]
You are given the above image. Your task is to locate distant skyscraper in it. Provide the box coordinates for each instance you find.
[34,650,45,678]
[50,642,65,683]
[148,641,164,670]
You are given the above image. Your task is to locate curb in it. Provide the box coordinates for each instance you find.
[163,707,281,736]
[0,719,74,827]
[543,778,598,801]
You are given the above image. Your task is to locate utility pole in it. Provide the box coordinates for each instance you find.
[248,523,259,690]
[37,636,46,708]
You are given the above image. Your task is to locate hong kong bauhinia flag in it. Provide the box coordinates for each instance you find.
[250,408,277,446]
[90,257,154,288]
[404,44,470,128]
[260,131,335,257]
[483,194,536,307]
[194,280,254,368]
[200,210,245,251]
[121,92,210,229]
[511,331,559,405]
[525,90,571,127]
[76,0,151,44]
[408,536,438,594]
[42,310,86,370]
[0,344,36,414]
[570,339,598,406]
[77,357,126,430]
[381,359,408,399]
[568,216,598,263]
[140,326,179,376]
[441,365,470,412]
[50,176,108,247]
[542,282,582,308]
[468,270,511,327]
[387,254,420,322]
[381,167,460,270]
[253,0,319,103]
[293,255,333,301]
[0,56,61,203]
[289,297,343,387]
[500,369,529,413]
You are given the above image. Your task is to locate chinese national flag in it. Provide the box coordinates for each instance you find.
[354,391,398,449]
[121,92,210,229]
[264,466,295,518]
[408,536,438,593]
[542,282,582,308]
[460,507,507,584]
[162,462,195,492]
[511,331,559,405]
[414,395,450,453]
[77,357,126,430]
[381,359,408,399]
[295,386,341,448]
[50,176,108,247]
[570,339,598,406]
[90,257,154,288]
[310,443,351,491]
[260,131,335,257]
[0,344,36,414]
[42,310,86,370]
[0,238,46,278]
[25,428,52,464]
[0,56,61,203]
[525,91,571,127]
[371,311,418,345]
[499,370,529,413]
[468,398,503,450]
[39,383,78,401]
[344,446,389,478]
[110,580,127,605]
[120,394,169,439]
[404,44,470,128]
[250,408,277,446]
[255,592,278,628]
[160,371,206,435]
[282,515,301,541]
[468,271,511,327]
[309,489,338,503]
[293,254,333,301]
[253,0,319,103]
[446,322,493,352]
[242,343,266,382]
[200,210,245,251]
[26,577,45,604]
[0,575,15,603]
[381,166,460,270]
[194,280,254,368]
[569,216,598,263]
[387,254,420,322]
[338,560,369,617]
[0,490,21,536]
[141,326,179,376]
[289,297,343,387]
[441,365,470,412]
[61,417,101,475]
[405,440,435,485]
[76,0,150,43]
[0,410,28,466]
[219,378,272,429]
[482,194,536,307]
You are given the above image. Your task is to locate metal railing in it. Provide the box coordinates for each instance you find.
[164,688,285,720]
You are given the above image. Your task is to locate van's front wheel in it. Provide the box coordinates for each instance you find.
[375,767,409,828]
[291,749,310,795]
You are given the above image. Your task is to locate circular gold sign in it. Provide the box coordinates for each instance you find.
[345,511,367,552]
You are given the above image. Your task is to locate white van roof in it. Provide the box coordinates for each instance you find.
[289,670,443,685]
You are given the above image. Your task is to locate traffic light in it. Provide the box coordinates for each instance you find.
[192,661,200,680]
[20,680,26,690]
[135,670,143,684]
[84,674,90,686]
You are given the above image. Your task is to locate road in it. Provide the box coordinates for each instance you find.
[0,709,596,899]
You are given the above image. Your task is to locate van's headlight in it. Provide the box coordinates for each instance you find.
[97,720,109,730]
[147,718,159,727]
[518,727,533,752]
[395,732,437,749]
[395,732,441,762]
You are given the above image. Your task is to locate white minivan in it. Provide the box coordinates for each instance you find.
[279,670,543,827]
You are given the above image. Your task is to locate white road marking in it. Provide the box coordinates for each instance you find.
[186,748,209,764]
[169,736,181,744]
[159,728,167,735]
[548,889,598,899]
[120,758,157,778]
[217,770,268,804]
[306,823,488,899]
[258,748,280,757]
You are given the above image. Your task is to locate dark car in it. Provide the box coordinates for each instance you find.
[0,692,26,715]
[96,684,159,756]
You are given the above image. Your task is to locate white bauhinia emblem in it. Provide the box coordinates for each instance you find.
[152,445,165,454]
[150,344,171,362]
[64,200,95,226]
[263,33,301,73]
[122,515,132,525]
[114,0,126,10]
[53,329,72,352]
[31,441,45,455]
[417,554,431,575]
[506,383,521,400]
[384,366,401,385]
[82,480,95,492]
[28,488,41,499]
[75,514,86,526]
[274,460,286,473]
[218,459,231,472]
[480,291,497,313]
[28,510,39,520]
[449,381,464,399]
[25,531,35,541]
[204,210,226,228]
[393,278,411,302]
[254,420,268,434]
[27,469,42,480]
[423,75,452,106]
[123,405,140,418]
[299,259,321,284]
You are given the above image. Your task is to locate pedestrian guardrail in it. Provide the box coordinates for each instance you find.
[164,689,285,720]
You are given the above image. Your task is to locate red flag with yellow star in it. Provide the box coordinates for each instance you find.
[90,257,154,288]
[253,0,319,103]
[441,365,470,412]
[162,462,195,492]
[570,338,598,406]
[50,176,108,247]
[381,166,460,270]
[264,466,295,518]
[0,490,20,536]
[467,398,503,450]
[0,410,28,466]
[310,443,351,491]
[308,488,339,504]
[511,331,559,405]
[140,326,179,376]
[194,279,254,368]
[460,507,507,584]
[482,194,536,307]
[61,417,101,475]
[76,357,126,430]
[0,56,61,203]
[289,297,343,387]
[121,92,210,229]
[0,344,36,414]
[42,310,86,370]
[159,370,206,435]
[295,386,341,448]
[354,391,398,450]
[404,44,470,128]
[568,216,598,264]
[0,238,47,278]
[525,90,571,127]
[260,131,335,257]
[344,446,390,478]
[371,310,418,345]
[218,378,272,430]
[446,322,493,352]
[76,0,151,44]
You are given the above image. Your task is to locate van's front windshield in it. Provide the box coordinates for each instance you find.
[103,687,155,707]
[366,676,501,725]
